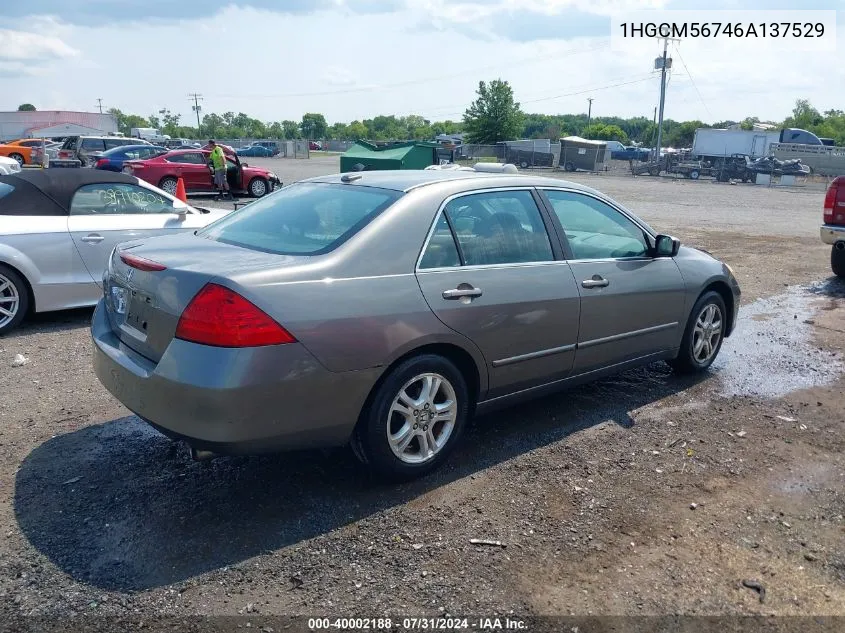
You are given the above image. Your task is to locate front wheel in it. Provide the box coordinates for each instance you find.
[832,245,845,278]
[669,291,727,374]
[0,265,29,336]
[352,354,470,481]
[689,169,700,180]
[248,177,268,197]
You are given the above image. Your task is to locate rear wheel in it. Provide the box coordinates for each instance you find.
[352,354,470,481]
[689,169,700,180]
[832,245,845,278]
[9,153,24,166]
[563,161,576,172]
[0,265,29,336]
[159,177,178,195]
[248,177,269,197]
[669,291,727,374]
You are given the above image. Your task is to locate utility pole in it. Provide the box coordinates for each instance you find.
[586,97,594,132]
[654,37,677,160]
[188,93,203,137]
[96,98,103,114]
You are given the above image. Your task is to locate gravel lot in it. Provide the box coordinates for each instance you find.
[2,156,844,630]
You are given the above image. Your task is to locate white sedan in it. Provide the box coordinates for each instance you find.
[0,169,232,334]
[0,156,22,176]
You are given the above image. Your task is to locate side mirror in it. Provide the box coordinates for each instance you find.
[654,234,681,257]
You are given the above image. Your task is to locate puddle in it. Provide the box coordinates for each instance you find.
[712,284,843,398]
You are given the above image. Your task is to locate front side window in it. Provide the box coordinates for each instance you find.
[544,190,649,260]
[70,183,176,215]
[199,182,402,255]
[165,152,204,164]
[442,190,554,266]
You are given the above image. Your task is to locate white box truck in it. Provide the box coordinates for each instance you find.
[692,128,822,163]
[130,127,171,143]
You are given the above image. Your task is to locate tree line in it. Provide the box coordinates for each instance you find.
[55,81,843,148]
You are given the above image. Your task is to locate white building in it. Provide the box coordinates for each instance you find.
[0,111,118,141]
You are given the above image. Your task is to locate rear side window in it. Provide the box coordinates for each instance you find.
[166,152,204,164]
[81,138,105,151]
[199,183,402,255]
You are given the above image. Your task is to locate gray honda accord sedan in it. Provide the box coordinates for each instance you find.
[92,169,740,479]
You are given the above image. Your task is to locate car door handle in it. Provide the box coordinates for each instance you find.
[581,276,609,289]
[442,287,483,300]
[80,234,104,244]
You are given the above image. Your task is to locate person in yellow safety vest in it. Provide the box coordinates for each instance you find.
[207,140,232,199]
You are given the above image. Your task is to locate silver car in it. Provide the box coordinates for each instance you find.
[92,170,741,479]
[0,169,230,334]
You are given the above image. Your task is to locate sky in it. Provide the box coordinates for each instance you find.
[0,0,843,127]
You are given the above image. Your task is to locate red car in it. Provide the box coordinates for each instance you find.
[124,149,281,198]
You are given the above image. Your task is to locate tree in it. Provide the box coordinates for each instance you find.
[17,103,36,111]
[582,123,629,144]
[347,120,368,140]
[301,113,327,139]
[665,120,706,147]
[463,79,524,144]
[108,108,149,135]
[282,120,300,139]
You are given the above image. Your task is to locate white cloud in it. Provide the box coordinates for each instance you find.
[0,29,79,62]
[322,66,360,86]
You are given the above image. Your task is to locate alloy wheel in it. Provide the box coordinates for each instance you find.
[692,303,723,364]
[0,273,20,330]
[386,373,457,464]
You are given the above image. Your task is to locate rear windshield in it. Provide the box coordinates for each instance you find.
[198,182,402,256]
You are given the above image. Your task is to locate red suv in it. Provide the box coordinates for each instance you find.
[125,149,281,198]
[822,176,845,278]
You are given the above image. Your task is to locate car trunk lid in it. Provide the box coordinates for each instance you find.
[104,232,308,363]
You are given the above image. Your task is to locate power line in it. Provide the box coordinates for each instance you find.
[206,42,611,100]
[400,74,657,122]
[671,42,712,119]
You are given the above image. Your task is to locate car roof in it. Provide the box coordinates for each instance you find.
[103,144,164,153]
[301,170,596,194]
[1,169,139,211]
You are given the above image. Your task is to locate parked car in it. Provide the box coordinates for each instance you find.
[309,141,322,151]
[91,169,741,480]
[253,141,281,156]
[58,136,151,167]
[0,156,22,176]
[822,175,845,278]
[0,169,231,335]
[44,141,63,161]
[94,145,167,172]
[125,149,281,197]
[612,146,650,161]
[0,139,47,166]
[236,144,274,157]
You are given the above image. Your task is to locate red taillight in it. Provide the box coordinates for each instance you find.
[824,177,845,225]
[58,150,70,159]
[175,283,296,348]
[96,158,108,168]
[119,252,167,272]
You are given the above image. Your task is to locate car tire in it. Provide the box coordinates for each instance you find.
[669,291,727,374]
[564,161,576,172]
[159,177,178,195]
[248,177,269,198]
[9,153,24,166]
[831,245,845,278]
[0,264,29,336]
[689,169,700,180]
[352,354,470,481]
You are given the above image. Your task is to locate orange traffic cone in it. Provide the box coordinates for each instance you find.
[174,177,187,203]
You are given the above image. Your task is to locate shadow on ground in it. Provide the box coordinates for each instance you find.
[14,363,706,592]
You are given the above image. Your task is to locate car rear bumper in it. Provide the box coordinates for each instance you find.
[91,299,379,454]
[821,224,845,245]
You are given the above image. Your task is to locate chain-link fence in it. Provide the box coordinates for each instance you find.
[216,139,311,159]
